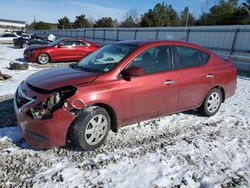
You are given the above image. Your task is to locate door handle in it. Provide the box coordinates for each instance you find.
[206,73,215,78]
[164,80,175,85]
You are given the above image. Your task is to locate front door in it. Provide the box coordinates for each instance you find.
[119,45,179,125]
[52,40,77,61]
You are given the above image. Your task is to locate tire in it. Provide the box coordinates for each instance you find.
[9,62,29,70]
[70,106,111,151]
[37,53,50,64]
[199,88,222,116]
[22,42,28,48]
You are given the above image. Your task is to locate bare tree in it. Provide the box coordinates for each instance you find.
[121,9,139,27]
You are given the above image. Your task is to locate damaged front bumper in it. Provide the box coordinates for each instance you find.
[14,82,76,148]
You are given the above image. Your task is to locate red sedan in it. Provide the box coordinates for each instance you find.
[23,38,99,64]
[15,40,237,150]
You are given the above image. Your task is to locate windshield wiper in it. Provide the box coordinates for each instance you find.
[75,65,92,72]
[71,64,103,73]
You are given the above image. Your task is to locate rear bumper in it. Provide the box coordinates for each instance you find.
[225,68,237,99]
[14,42,20,47]
[14,89,75,148]
[13,40,21,47]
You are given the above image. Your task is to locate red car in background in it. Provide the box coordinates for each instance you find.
[24,38,99,64]
[15,40,237,150]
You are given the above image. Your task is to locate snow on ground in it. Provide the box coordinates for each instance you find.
[0,45,69,96]
[0,45,250,187]
[0,45,39,95]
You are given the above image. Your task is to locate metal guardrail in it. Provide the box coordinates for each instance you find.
[31,25,250,76]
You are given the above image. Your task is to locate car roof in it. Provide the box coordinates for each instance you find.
[61,38,85,41]
[115,40,212,54]
[115,39,192,46]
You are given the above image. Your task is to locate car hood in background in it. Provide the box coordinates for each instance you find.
[26,65,100,90]
[25,44,51,51]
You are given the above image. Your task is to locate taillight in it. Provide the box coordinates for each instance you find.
[231,65,237,75]
[226,59,237,74]
[223,57,233,64]
[222,57,237,75]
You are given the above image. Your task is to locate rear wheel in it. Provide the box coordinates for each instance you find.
[199,88,222,116]
[37,53,50,64]
[22,42,28,48]
[70,106,111,151]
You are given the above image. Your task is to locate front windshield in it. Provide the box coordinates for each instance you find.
[48,39,63,46]
[76,44,138,72]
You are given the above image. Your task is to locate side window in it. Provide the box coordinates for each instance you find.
[1,34,8,37]
[81,41,88,46]
[128,46,172,74]
[79,41,88,46]
[176,46,210,69]
[61,40,74,47]
[72,41,88,46]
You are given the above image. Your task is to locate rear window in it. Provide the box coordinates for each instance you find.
[9,34,16,37]
[1,34,8,37]
[176,46,210,69]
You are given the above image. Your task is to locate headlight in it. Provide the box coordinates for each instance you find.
[25,50,32,55]
[28,86,77,120]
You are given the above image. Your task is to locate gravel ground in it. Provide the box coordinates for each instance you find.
[0,95,16,128]
[0,78,250,188]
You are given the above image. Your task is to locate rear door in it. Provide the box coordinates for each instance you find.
[73,41,92,60]
[173,45,215,111]
[119,45,179,124]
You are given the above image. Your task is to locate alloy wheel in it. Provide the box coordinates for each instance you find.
[207,92,221,113]
[84,114,108,145]
[38,53,49,64]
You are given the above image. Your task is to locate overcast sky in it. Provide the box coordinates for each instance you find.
[0,0,245,24]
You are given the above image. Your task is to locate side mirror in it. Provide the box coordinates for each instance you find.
[122,66,144,77]
[57,43,63,48]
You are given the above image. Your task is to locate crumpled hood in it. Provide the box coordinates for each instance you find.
[25,44,50,51]
[26,65,99,90]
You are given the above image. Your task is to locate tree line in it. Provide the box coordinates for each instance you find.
[30,0,250,30]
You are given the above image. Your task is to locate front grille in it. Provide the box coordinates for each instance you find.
[24,51,31,55]
[24,51,32,58]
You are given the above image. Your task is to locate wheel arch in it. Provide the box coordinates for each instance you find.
[199,85,226,108]
[210,85,225,103]
[65,101,118,147]
[67,102,118,135]
[36,52,51,64]
[92,103,118,132]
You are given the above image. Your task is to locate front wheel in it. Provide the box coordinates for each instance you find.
[70,106,111,151]
[199,88,222,116]
[37,53,50,64]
